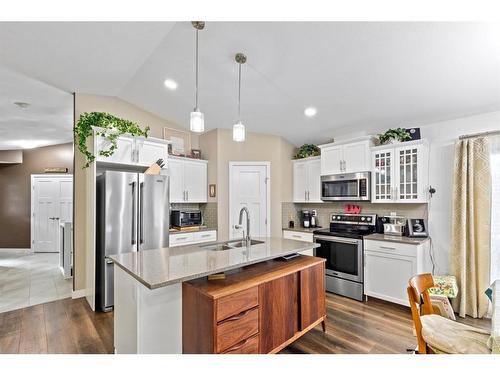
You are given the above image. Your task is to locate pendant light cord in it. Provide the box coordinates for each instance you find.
[195,29,199,110]
[238,62,242,121]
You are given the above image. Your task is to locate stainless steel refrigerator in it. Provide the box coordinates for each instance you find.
[96,171,169,311]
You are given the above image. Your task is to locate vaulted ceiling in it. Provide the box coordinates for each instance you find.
[1,22,499,146]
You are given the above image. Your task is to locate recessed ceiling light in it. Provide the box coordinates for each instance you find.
[304,107,317,117]
[163,79,178,90]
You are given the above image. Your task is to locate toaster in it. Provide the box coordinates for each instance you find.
[379,216,407,236]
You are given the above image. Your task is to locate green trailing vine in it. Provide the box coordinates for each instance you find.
[377,127,412,145]
[294,144,321,159]
[75,112,150,168]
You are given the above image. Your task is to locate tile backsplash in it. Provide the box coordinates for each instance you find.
[282,202,428,229]
[171,202,218,229]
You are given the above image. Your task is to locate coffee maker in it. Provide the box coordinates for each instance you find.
[301,210,311,228]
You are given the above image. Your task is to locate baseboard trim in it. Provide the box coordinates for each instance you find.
[72,289,86,299]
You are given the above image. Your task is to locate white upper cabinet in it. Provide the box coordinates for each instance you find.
[371,140,429,203]
[320,145,343,175]
[95,134,135,164]
[94,129,169,167]
[169,156,208,203]
[292,157,322,203]
[168,158,185,203]
[319,139,371,175]
[135,138,169,166]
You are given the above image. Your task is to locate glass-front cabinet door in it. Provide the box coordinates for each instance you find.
[371,141,428,203]
[372,149,394,202]
[396,145,419,201]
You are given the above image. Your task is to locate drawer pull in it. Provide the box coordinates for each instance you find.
[222,308,253,322]
[292,235,302,238]
[200,234,211,238]
[225,337,251,353]
[379,246,396,250]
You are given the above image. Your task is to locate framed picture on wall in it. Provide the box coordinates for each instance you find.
[163,127,192,156]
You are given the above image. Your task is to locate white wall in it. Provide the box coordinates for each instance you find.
[422,111,500,273]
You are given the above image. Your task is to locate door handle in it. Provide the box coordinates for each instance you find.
[130,181,137,245]
[139,182,144,244]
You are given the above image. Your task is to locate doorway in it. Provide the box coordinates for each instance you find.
[31,174,73,253]
[228,162,270,240]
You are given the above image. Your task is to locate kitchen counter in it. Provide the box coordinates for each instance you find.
[282,227,322,234]
[169,226,217,233]
[364,233,430,245]
[109,237,320,290]
[111,237,320,354]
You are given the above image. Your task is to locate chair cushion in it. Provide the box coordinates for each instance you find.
[421,314,491,354]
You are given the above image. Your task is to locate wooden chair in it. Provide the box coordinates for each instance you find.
[407,273,435,354]
[407,273,492,354]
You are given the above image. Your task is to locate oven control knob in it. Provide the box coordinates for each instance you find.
[366,217,372,222]
[361,217,365,221]
[336,216,341,220]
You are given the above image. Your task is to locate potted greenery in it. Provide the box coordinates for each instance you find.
[75,112,150,168]
[294,144,320,159]
[377,128,412,145]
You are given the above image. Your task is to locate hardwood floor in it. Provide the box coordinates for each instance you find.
[0,297,113,354]
[0,293,491,354]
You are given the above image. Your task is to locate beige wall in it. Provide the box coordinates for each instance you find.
[73,93,195,292]
[0,143,73,248]
[199,128,295,240]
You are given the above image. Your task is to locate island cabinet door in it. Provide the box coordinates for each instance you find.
[259,273,299,354]
[299,262,326,330]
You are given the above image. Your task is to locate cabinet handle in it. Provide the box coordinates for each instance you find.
[292,234,302,239]
[305,190,307,202]
[223,308,253,322]
[307,191,310,201]
[186,190,189,201]
[200,233,211,238]
[339,160,343,172]
[379,246,396,250]
[224,337,251,353]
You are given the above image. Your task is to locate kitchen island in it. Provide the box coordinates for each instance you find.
[109,237,321,354]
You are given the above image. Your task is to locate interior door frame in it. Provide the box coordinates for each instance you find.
[30,173,74,253]
[228,161,271,239]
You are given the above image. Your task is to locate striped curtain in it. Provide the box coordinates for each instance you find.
[451,137,491,318]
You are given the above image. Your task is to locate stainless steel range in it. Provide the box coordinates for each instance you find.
[313,213,377,301]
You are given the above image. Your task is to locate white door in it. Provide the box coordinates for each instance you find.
[32,175,73,253]
[343,141,369,173]
[168,158,185,203]
[136,138,168,166]
[320,145,343,175]
[229,163,270,240]
[184,160,207,203]
[293,161,308,203]
[307,158,322,202]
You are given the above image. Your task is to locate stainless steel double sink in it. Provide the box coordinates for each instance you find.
[200,239,264,251]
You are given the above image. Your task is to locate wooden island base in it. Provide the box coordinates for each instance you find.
[182,256,326,354]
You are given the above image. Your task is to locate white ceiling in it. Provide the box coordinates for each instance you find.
[0,66,73,150]
[1,22,499,146]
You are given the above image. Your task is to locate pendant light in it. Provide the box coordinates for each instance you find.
[190,21,205,133]
[233,53,247,142]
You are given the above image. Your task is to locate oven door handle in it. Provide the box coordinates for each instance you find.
[313,235,361,245]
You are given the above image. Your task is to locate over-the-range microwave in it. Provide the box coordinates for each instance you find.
[321,171,371,201]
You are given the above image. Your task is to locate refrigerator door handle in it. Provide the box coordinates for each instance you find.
[130,181,137,245]
[139,182,144,244]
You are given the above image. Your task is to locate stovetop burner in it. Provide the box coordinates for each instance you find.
[313,213,378,239]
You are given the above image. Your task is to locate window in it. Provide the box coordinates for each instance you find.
[490,135,500,282]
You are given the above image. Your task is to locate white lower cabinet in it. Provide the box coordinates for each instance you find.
[169,230,217,248]
[282,230,314,256]
[363,238,429,306]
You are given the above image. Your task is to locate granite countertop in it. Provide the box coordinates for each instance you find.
[109,237,320,290]
[364,233,430,245]
[169,226,217,234]
[282,227,322,234]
